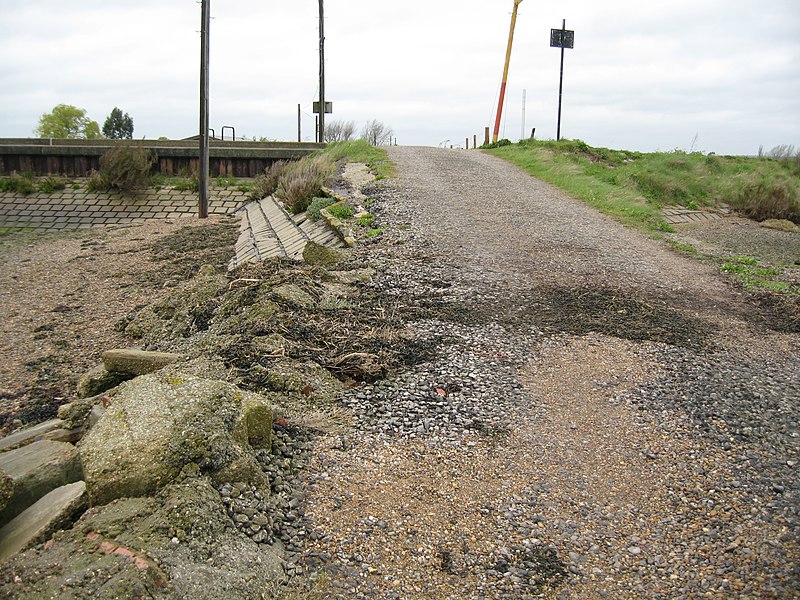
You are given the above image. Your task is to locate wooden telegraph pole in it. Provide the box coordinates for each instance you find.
[492,0,523,144]
[198,0,210,218]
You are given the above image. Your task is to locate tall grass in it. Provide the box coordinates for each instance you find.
[487,139,800,230]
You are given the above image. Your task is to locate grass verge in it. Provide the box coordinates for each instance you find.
[320,140,397,180]
[486,139,800,233]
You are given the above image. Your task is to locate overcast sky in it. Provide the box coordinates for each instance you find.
[1,1,798,155]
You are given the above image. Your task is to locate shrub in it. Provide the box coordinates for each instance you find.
[95,144,156,191]
[276,155,335,214]
[326,203,353,220]
[37,176,67,193]
[480,138,512,149]
[0,173,36,195]
[251,160,288,199]
[735,177,800,224]
[308,196,336,221]
[356,212,376,227]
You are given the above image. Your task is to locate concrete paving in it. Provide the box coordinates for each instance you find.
[0,186,246,231]
[228,196,345,269]
[662,206,724,225]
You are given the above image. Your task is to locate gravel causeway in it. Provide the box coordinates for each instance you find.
[297,147,799,598]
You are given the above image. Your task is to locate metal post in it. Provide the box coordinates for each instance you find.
[297,104,301,142]
[198,0,210,218]
[557,19,566,141]
[318,0,325,143]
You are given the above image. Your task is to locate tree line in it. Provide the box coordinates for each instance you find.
[35,104,133,140]
[34,104,394,146]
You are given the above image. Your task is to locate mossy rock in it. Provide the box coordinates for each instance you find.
[302,240,345,267]
[78,372,278,506]
[124,272,228,344]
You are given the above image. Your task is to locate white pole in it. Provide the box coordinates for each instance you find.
[521,88,527,141]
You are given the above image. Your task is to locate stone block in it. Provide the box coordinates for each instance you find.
[102,349,183,376]
[0,420,67,453]
[0,440,83,526]
[0,481,88,562]
[76,365,132,398]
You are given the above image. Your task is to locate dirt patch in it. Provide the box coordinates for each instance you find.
[0,217,238,434]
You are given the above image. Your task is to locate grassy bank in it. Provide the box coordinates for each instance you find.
[485,139,800,234]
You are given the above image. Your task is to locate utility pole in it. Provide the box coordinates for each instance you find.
[318,0,325,143]
[492,0,523,144]
[198,0,210,218]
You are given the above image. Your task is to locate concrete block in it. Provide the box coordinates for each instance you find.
[102,348,183,376]
[0,420,67,452]
[0,481,88,562]
[0,441,83,526]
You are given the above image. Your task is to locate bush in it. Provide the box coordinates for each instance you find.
[308,196,336,221]
[326,203,353,220]
[735,177,800,224]
[480,138,512,149]
[0,173,36,195]
[276,155,335,214]
[37,176,67,193]
[251,160,288,199]
[94,144,156,191]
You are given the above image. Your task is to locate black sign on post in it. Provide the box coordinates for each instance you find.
[313,101,333,114]
[550,28,574,49]
[550,19,575,141]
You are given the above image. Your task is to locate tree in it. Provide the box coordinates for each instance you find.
[361,119,393,146]
[35,104,100,139]
[102,107,134,139]
[324,120,356,143]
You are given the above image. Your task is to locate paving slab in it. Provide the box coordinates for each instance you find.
[0,420,67,453]
[0,441,82,526]
[0,481,88,562]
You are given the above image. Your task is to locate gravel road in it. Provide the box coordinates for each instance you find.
[298,147,799,598]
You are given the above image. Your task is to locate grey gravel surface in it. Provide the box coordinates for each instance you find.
[296,147,799,598]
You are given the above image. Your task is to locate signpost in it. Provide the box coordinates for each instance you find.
[550,19,574,141]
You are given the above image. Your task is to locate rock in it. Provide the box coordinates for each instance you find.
[760,219,799,233]
[102,349,184,376]
[263,358,344,401]
[330,268,376,284]
[76,365,132,398]
[58,398,96,429]
[0,481,88,562]
[0,473,11,514]
[302,240,345,267]
[124,271,228,344]
[78,372,276,506]
[272,283,318,309]
[0,476,283,597]
[0,440,83,527]
[0,419,68,452]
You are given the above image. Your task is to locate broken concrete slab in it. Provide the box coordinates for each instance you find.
[102,349,183,376]
[76,365,132,398]
[79,372,276,506]
[0,420,67,453]
[0,481,87,562]
[0,440,83,527]
[302,240,345,267]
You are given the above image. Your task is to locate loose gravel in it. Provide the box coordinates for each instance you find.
[292,147,799,598]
